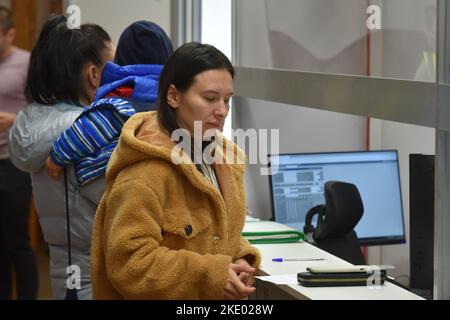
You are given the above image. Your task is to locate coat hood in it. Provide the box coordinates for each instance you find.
[107,111,247,185]
[114,20,173,66]
[95,62,163,106]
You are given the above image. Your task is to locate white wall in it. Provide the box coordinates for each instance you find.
[202,0,233,139]
[67,0,171,44]
[202,0,231,58]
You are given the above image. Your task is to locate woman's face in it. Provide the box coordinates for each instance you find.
[169,69,233,137]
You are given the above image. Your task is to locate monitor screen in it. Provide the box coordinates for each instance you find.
[269,150,405,246]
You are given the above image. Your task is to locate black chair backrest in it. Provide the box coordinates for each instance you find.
[304,181,365,265]
[315,181,364,240]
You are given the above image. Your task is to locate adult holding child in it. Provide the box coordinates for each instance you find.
[9,15,114,299]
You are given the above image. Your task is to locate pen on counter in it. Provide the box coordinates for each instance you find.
[272,258,327,262]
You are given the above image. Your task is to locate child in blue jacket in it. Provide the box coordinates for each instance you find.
[45,21,173,185]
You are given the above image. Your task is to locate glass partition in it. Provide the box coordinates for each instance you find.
[232,0,446,294]
[235,0,437,82]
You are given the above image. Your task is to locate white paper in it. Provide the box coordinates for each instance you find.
[255,274,299,285]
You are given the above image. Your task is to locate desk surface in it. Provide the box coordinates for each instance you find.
[246,221,423,300]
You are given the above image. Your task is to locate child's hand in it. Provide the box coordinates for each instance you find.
[45,156,63,180]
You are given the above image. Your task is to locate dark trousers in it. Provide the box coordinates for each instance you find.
[0,159,38,300]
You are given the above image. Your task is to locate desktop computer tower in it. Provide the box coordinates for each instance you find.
[409,154,435,300]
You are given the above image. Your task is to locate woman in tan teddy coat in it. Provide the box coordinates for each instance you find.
[91,42,261,300]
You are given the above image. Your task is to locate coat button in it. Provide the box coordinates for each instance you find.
[185,225,193,236]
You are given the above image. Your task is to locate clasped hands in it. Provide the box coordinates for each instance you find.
[224,258,256,300]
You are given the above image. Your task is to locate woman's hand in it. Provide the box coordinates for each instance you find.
[234,258,255,287]
[45,156,63,180]
[0,111,15,133]
[223,263,256,300]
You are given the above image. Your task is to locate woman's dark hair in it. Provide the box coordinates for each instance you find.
[157,42,234,135]
[25,15,111,105]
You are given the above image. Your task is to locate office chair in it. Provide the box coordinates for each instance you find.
[303,181,366,265]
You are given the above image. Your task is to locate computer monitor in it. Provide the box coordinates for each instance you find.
[269,150,406,246]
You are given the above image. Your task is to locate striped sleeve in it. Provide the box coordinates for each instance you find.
[50,105,129,167]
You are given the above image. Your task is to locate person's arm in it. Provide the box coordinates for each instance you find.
[102,179,235,300]
[8,104,81,173]
[233,237,262,269]
[45,116,91,180]
[50,107,127,167]
[45,155,63,180]
[0,111,16,133]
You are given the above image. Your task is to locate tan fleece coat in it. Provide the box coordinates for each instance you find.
[91,111,261,300]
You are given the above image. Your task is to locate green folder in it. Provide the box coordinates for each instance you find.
[242,230,305,244]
